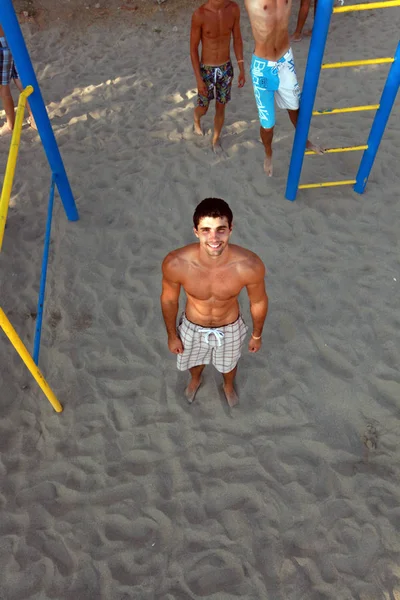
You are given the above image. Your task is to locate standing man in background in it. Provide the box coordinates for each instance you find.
[190,0,245,153]
[244,0,323,176]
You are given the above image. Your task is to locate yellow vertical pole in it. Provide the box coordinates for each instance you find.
[0,307,63,413]
[0,85,34,251]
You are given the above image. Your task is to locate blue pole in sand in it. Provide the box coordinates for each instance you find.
[1,0,79,221]
[285,0,335,201]
[33,178,55,365]
[354,42,400,194]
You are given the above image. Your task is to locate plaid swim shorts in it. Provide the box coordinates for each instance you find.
[0,37,18,86]
[177,313,248,374]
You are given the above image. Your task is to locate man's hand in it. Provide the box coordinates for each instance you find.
[168,335,184,355]
[248,336,262,353]
[197,79,208,98]
[238,70,246,88]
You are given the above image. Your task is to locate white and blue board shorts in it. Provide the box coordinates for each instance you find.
[250,48,301,129]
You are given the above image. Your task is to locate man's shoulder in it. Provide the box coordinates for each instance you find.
[192,4,206,20]
[230,244,263,262]
[229,1,241,13]
[222,1,240,16]
[163,244,198,271]
[230,245,266,278]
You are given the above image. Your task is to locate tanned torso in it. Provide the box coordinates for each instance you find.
[168,243,259,327]
[244,0,291,60]
[197,1,237,65]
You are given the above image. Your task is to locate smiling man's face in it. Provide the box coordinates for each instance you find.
[194,216,232,257]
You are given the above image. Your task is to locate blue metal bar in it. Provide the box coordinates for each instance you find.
[285,0,335,201]
[1,0,79,221]
[33,178,55,365]
[354,41,400,194]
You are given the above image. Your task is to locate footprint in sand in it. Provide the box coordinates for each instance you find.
[362,423,378,450]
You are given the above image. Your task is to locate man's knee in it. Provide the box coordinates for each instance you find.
[222,365,238,377]
[0,84,12,99]
[216,101,226,113]
[195,104,209,117]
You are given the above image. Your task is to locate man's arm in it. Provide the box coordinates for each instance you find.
[232,3,245,88]
[246,259,268,353]
[190,10,208,97]
[161,254,184,354]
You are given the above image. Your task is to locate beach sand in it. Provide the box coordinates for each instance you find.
[1,1,400,598]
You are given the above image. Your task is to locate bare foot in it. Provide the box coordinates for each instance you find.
[362,424,378,450]
[27,116,37,130]
[0,123,12,136]
[306,140,325,155]
[184,379,202,404]
[212,139,223,155]
[264,156,273,176]
[193,121,203,136]
[223,386,239,407]
[290,33,303,42]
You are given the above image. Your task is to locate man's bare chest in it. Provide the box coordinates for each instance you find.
[202,11,235,39]
[183,268,243,301]
[245,0,291,21]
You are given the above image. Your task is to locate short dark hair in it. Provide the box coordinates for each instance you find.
[193,198,233,229]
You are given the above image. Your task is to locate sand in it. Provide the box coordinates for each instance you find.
[0,2,400,598]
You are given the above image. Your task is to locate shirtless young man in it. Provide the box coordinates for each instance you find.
[190,0,245,153]
[244,0,322,176]
[161,198,268,407]
[0,24,35,135]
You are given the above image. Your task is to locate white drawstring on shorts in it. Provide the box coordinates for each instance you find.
[197,327,225,347]
[214,68,223,84]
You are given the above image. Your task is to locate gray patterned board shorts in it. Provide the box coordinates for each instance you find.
[177,313,248,374]
[0,37,18,85]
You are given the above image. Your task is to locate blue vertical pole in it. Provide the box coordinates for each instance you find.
[285,0,334,201]
[354,42,400,194]
[33,178,55,365]
[1,0,79,221]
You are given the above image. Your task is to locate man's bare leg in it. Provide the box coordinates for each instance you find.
[0,84,15,135]
[185,365,205,403]
[303,0,318,36]
[291,0,312,42]
[222,366,239,407]
[194,105,208,136]
[287,108,324,154]
[212,101,226,153]
[260,125,274,176]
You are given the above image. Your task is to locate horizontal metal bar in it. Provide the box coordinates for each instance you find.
[334,0,400,12]
[305,144,368,155]
[322,58,394,69]
[299,180,357,189]
[313,104,379,115]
